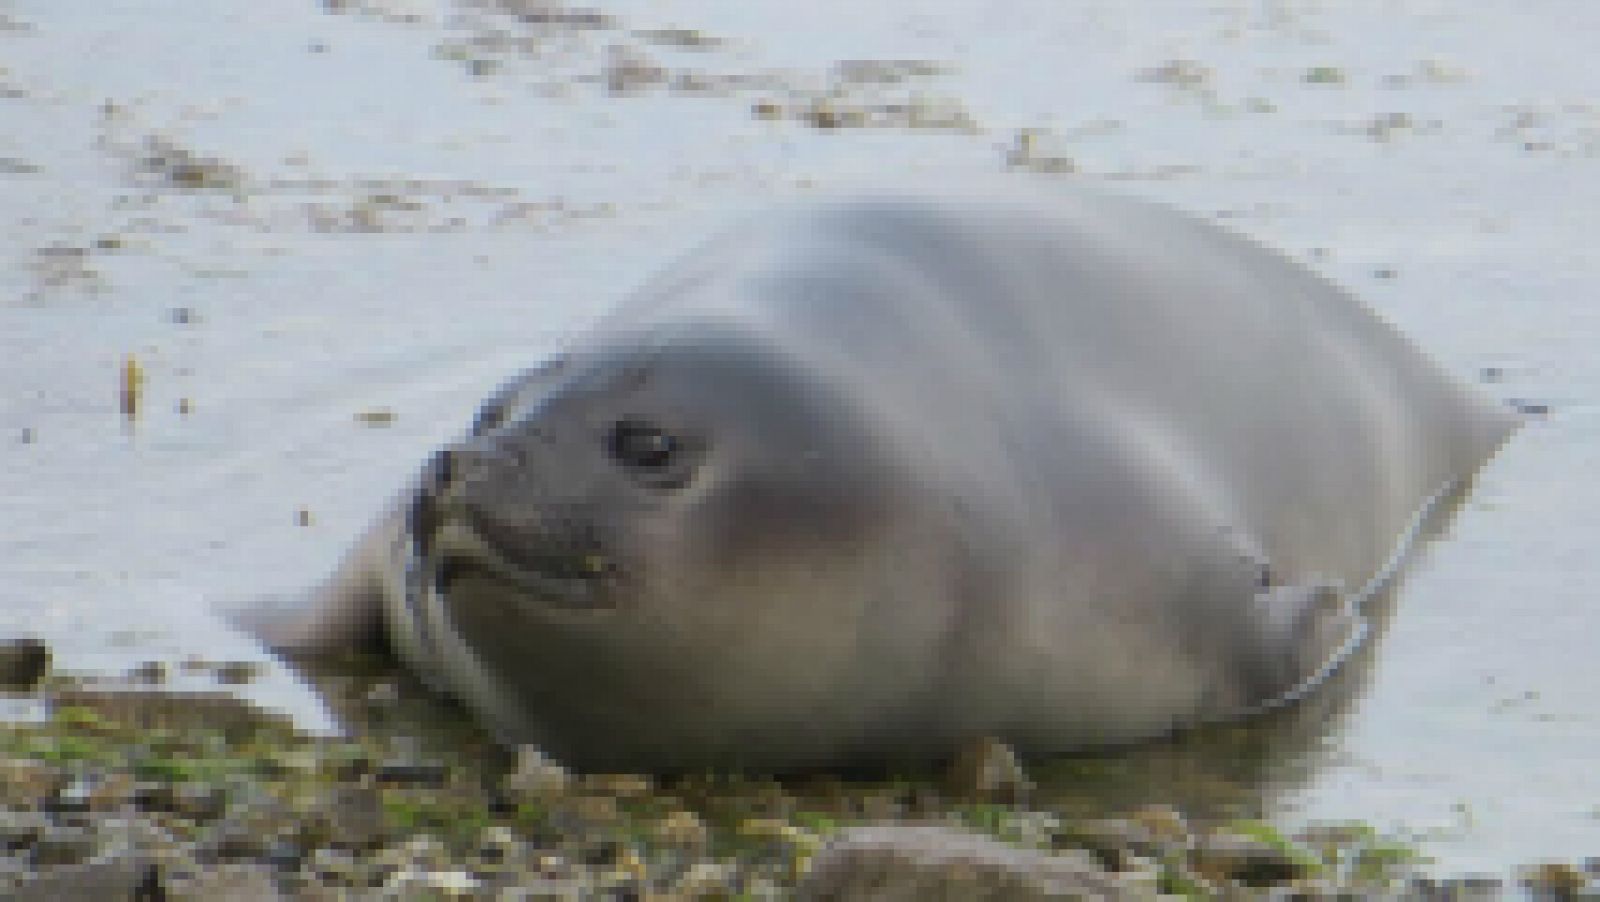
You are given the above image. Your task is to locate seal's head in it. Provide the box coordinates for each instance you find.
[409,325,966,770]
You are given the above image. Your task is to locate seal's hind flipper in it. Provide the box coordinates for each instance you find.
[1244,580,1368,713]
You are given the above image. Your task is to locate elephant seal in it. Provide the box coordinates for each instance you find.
[250,183,1516,771]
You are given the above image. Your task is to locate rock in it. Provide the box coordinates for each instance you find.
[45,777,96,813]
[1190,828,1319,886]
[172,781,228,821]
[797,824,1133,900]
[0,758,60,807]
[475,824,525,865]
[652,810,709,849]
[325,784,385,850]
[581,772,652,797]
[503,745,571,800]
[10,854,155,902]
[1054,818,1158,871]
[0,638,49,688]
[1520,861,1590,897]
[0,810,46,851]
[374,760,449,788]
[30,824,98,867]
[945,737,1033,803]
[162,862,283,900]
[1410,874,1504,899]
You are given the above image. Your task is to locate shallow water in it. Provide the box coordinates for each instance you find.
[2,0,1596,875]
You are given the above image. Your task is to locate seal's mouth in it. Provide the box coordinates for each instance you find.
[427,517,619,612]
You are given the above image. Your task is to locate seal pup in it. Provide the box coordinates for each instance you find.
[249,183,1516,771]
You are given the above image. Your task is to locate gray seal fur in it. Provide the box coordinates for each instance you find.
[251,183,1516,771]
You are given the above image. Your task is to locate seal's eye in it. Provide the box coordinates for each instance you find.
[607,420,678,471]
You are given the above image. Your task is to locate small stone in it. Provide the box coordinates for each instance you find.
[132,781,177,813]
[581,773,652,797]
[395,834,450,871]
[1411,874,1505,899]
[0,638,49,689]
[326,785,384,850]
[161,862,280,901]
[738,818,821,858]
[128,660,167,684]
[305,845,361,885]
[1054,818,1146,871]
[799,824,1127,900]
[476,825,523,865]
[52,773,134,813]
[651,810,708,848]
[12,853,153,901]
[363,681,400,709]
[0,810,47,850]
[562,793,620,829]
[0,758,61,805]
[173,782,227,821]
[675,861,739,895]
[1191,828,1318,886]
[45,778,94,814]
[211,660,260,685]
[1127,804,1189,845]
[504,746,570,800]
[354,408,396,427]
[1521,861,1588,896]
[375,761,449,788]
[30,824,97,866]
[394,868,479,895]
[201,819,270,862]
[1510,399,1550,416]
[946,736,1033,803]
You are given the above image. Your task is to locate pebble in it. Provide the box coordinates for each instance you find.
[161,862,282,901]
[652,809,709,849]
[0,810,47,850]
[9,853,154,902]
[1521,860,1590,896]
[1191,828,1318,886]
[946,736,1033,803]
[326,784,384,850]
[375,760,449,788]
[799,824,1133,900]
[0,638,49,689]
[503,745,571,800]
[30,824,98,867]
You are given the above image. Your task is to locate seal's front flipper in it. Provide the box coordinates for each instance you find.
[1242,579,1367,713]
[224,519,396,658]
